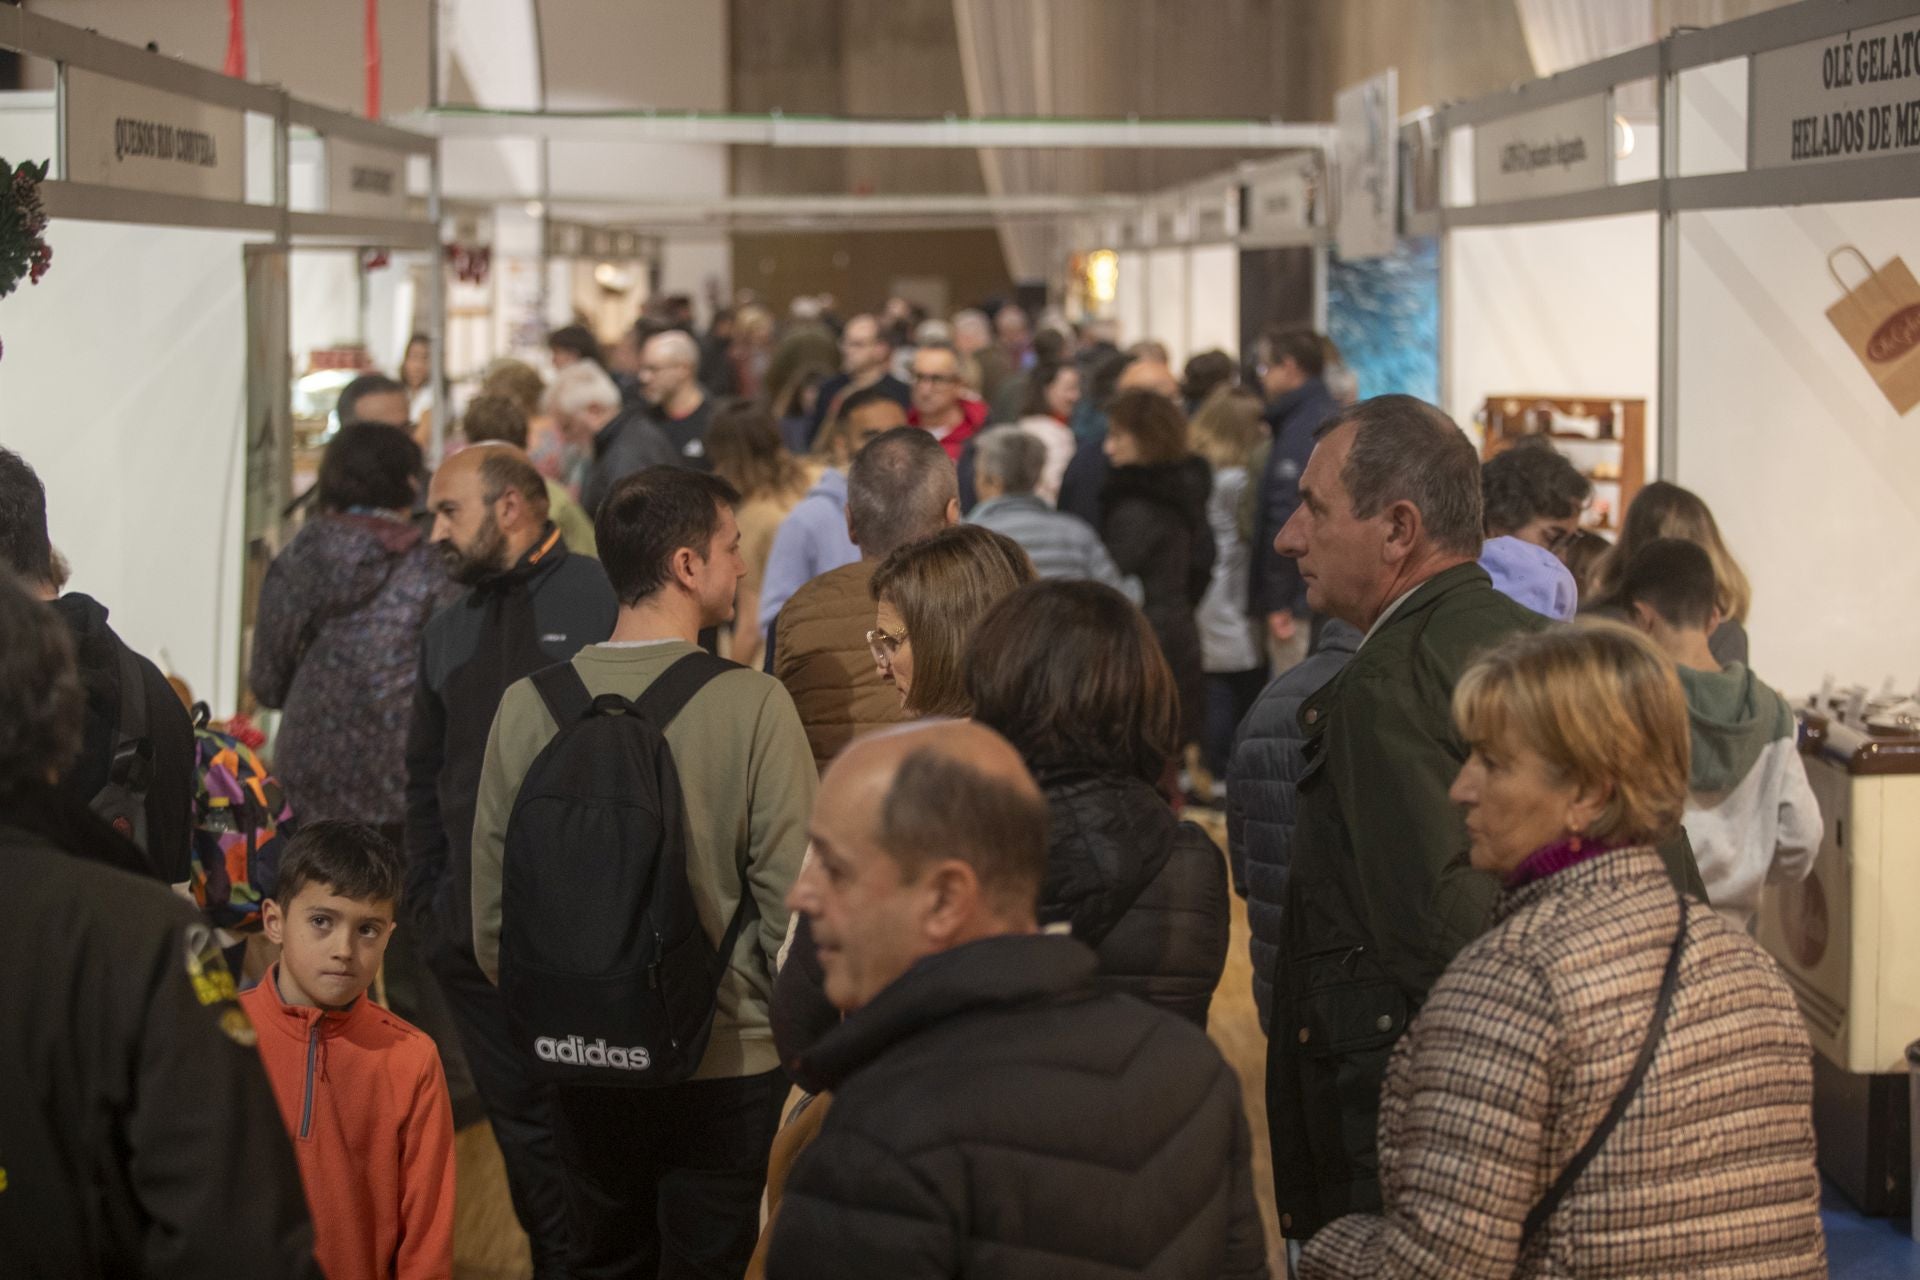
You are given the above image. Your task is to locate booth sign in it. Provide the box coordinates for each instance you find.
[326,138,407,219]
[1750,12,1920,169]
[1471,93,1611,205]
[62,67,244,202]
[1335,70,1397,259]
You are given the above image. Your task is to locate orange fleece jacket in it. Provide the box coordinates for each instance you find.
[240,967,455,1280]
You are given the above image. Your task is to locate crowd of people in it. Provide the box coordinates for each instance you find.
[0,289,1831,1279]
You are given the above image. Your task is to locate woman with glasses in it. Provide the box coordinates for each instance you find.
[866,524,1033,718]
[1298,622,1824,1279]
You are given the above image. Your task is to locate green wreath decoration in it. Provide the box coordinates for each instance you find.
[0,157,54,362]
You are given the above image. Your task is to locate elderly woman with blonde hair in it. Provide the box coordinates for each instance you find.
[1301,621,1825,1279]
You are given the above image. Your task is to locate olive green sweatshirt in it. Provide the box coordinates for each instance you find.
[470,640,817,1080]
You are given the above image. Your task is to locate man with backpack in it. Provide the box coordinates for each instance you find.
[0,447,196,883]
[471,465,815,1277]
[406,444,617,1278]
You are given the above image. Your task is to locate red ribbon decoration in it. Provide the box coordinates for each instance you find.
[364,0,382,118]
[223,0,246,77]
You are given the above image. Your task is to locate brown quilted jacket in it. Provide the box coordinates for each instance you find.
[1301,846,1825,1279]
[773,559,905,773]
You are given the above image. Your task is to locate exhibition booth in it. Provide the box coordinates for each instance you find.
[1422,0,1920,1213]
[0,9,438,714]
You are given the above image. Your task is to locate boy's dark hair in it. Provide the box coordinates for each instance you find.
[839,381,903,422]
[1482,438,1592,535]
[1621,537,1719,631]
[0,447,54,585]
[316,423,423,513]
[596,467,741,606]
[0,572,82,793]
[336,373,407,426]
[274,819,404,908]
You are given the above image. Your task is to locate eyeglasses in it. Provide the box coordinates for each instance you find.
[911,372,958,386]
[865,625,909,667]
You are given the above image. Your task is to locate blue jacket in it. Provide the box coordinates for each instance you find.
[759,467,859,639]
[1248,378,1340,617]
[1224,620,1361,1033]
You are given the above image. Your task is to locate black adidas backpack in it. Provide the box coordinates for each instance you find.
[498,652,755,1086]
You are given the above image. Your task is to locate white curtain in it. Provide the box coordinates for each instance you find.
[950,0,1098,284]
[1514,0,1657,114]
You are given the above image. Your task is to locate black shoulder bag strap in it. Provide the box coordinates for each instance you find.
[1519,891,1690,1255]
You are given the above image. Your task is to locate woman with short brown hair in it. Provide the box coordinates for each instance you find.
[1300,621,1825,1279]
[867,525,1033,718]
[967,580,1229,1026]
[1098,389,1214,758]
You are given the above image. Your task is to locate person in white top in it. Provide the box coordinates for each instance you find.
[1014,359,1081,507]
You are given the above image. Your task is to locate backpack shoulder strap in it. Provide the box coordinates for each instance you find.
[108,643,154,792]
[1520,891,1690,1254]
[529,661,595,728]
[634,651,740,731]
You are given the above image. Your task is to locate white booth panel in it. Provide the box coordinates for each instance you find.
[1187,244,1240,359]
[0,222,248,709]
[0,91,56,165]
[1678,57,1749,177]
[1116,251,1148,350]
[1676,200,1920,696]
[1147,248,1190,367]
[290,251,364,367]
[1447,214,1658,466]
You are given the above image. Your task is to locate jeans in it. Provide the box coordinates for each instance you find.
[552,1069,789,1280]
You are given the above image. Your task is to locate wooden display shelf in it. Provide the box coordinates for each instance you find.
[1480,394,1646,533]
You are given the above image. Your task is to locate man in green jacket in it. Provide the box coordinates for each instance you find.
[1263,397,1702,1248]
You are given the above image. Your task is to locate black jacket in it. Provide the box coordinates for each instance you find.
[403,530,615,948]
[768,934,1269,1280]
[1100,456,1215,744]
[1248,378,1339,617]
[584,406,679,516]
[1226,620,1361,1032]
[49,593,196,883]
[0,798,319,1278]
[1038,770,1230,1028]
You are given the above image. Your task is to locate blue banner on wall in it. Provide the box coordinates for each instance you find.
[1327,236,1439,405]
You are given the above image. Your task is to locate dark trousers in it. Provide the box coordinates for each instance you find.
[1204,667,1270,779]
[552,1069,789,1280]
[426,935,576,1279]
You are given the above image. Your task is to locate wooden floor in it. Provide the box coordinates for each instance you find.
[449,813,1284,1278]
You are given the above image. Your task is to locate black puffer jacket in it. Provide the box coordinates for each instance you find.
[1099,456,1215,744]
[1039,770,1229,1027]
[768,934,1269,1280]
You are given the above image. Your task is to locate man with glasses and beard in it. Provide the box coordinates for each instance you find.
[405,443,616,1278]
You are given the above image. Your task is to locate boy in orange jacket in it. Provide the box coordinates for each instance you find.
[240,820,455,1280]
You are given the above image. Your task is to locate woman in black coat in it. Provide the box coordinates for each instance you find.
[967,579,1230,1027]
[1098,388,1215,750]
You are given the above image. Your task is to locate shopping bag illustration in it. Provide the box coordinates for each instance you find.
[1825,246,1920,416]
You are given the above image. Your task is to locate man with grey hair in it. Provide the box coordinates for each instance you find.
[547,360,676,517]
[1259,396,1702,1256]
[965,426,1136,600]
[775,428,958,773]
[639,329,717,471]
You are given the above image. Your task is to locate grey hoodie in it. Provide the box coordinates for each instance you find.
[1676,662,1822,929]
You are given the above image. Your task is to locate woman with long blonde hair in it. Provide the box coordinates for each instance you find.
[1589,481,1752,666]
[706,399,816,668]
[1187,386,1268,794]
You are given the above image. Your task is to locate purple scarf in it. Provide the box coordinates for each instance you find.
[1503,834,1622,891]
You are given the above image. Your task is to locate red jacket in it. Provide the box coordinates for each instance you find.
[240,968,455,1280]
[910,396,989,462]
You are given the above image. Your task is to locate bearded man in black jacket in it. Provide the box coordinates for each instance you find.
[768,721,1269,1280]
[406,443,615,1279]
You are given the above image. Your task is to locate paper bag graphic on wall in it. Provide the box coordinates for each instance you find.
[1826,247,1920,416]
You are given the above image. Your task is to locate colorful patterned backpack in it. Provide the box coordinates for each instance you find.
[187,704,296,930]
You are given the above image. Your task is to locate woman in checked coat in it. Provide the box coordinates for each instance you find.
[1301,621,1825,1279]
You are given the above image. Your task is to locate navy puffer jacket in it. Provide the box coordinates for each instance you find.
[1225,621,1361,1032]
